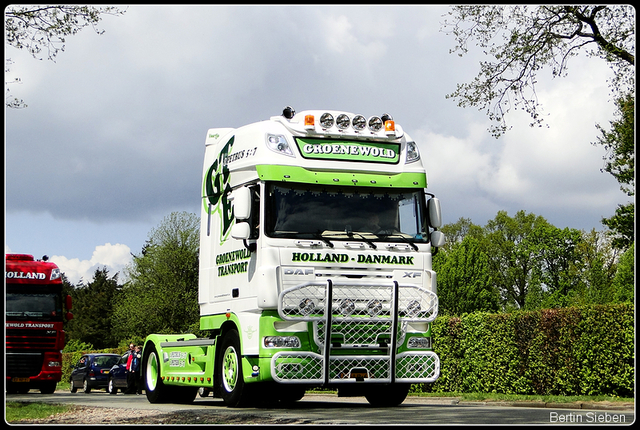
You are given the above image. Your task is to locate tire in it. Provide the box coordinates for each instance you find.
[143,343,170,403]
[69,378,78,393]
[108,377,117,395]
[364,384,410,407]
[218,329,253,407]
[82,379,91,394]
[40,382,57,394]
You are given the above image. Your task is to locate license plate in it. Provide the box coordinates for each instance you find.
[101,370,110,374]
[350,369,369,380]
[12,377,30,383]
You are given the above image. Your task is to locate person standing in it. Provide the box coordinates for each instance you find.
[131,346,143,394]
[124,343,136,394]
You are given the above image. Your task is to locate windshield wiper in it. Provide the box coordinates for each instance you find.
[345,225,377,249]
[378,232,419,251]
[313,232,334,248]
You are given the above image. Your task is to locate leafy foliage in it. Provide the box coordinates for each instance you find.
[4,5,126,108]
[111,211,201,340]
[434,236,499,315]
[65,268,121,349]
[442,5,635,137]
[594,93,635,250]
[427,304,634,397]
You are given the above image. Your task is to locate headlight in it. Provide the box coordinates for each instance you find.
[50,268,61,280]
[407,337,432,349]
[405,300,422,317]
[298,298,315,316]
[320,113,334,128]
[368,116,383,132]
[406,141,420,163]
[263,336,301,348]
[336,114,351,130]
[266,134,294,157]
[338,298,355,316]
[366,299,383,316]
[352,114,366,131]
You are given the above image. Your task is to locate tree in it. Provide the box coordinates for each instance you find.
[435,236,499,315]
[567,229,619,306]
[610,242,634,303]
[593,93,635,250]
[4,5,126,108]
[112,212,200,341]
[442,5,635,137]
[66,268,122,349]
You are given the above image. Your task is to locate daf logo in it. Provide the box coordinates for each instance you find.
[403,271,421,278]
[284,268,313,276]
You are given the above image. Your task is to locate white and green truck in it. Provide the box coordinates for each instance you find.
[142,107,445,407]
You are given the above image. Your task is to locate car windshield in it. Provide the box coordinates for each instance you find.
[266,183,428,243]
[94,356,120,368]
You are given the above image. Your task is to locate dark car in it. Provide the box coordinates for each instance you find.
[107,353,129,394]
[70,353,121,393]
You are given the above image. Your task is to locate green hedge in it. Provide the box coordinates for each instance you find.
[61,347,126,385]
[423,303,634,397]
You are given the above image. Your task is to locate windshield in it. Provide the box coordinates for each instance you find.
[266,183,428,243]
[6,285,63,320]
[6,292,63,320]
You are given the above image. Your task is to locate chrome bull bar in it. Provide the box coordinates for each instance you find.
[273,279,440,384]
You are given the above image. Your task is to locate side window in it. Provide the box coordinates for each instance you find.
[250,184,260,239]
[76,356,87,368]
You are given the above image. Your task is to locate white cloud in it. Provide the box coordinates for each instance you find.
[50,243,132,285]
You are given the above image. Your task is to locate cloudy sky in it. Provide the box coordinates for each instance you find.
[5,5,628,284]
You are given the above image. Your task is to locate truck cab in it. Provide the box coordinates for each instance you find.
[142,108,444,407]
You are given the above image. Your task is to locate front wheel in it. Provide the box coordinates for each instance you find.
[40,381,57,394]
[108,377,117,395]
[69,378,78,393]
[364,384,410,407]
[218,329,253,407]
[143,343,170,403]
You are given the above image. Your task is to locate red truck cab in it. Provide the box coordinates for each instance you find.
[5,254,72,394]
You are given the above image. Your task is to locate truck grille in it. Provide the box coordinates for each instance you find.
[6,352,44,377]
[6,328,58,349]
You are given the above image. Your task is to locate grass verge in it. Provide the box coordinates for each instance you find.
[6,402,73,423]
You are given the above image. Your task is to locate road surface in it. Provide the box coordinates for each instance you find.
[6,390,634,425]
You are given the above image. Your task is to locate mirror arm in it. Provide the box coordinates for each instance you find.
[242,239,257,253]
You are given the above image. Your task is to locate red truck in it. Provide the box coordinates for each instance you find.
[5,253,72,394]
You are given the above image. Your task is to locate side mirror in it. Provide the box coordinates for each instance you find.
[66,294,73,311]
[431,230,446,248]
[231,222,251,240]
[427,198,442,228]
[232,187,252,220]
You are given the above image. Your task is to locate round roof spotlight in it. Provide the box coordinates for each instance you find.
[282,106,295,119]
[320,113,334,129]
[336,114,351,130]
[380,113,393,123]
[352,115,366,131]
[368,116,383,132]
